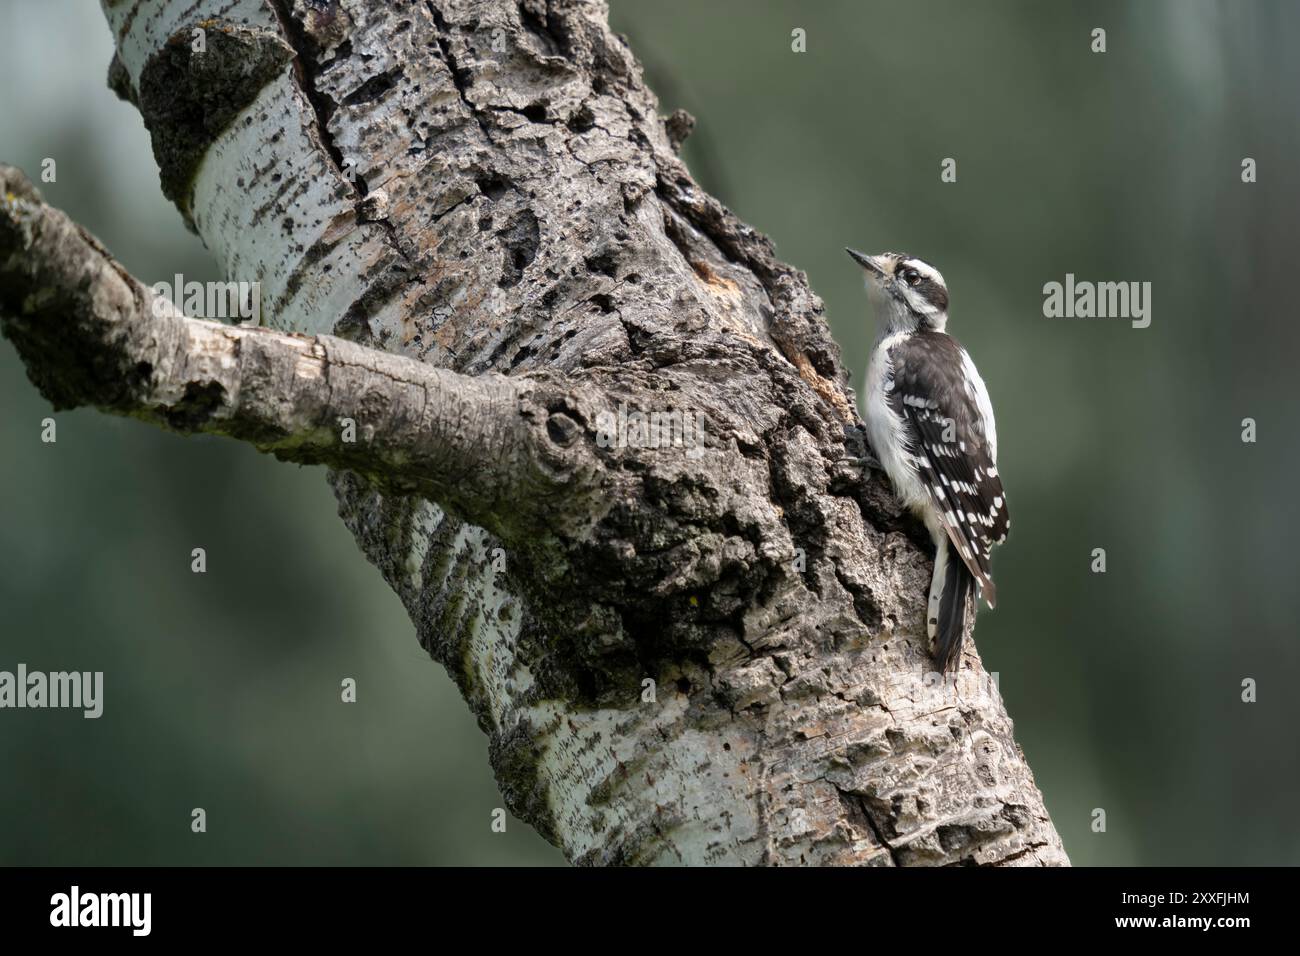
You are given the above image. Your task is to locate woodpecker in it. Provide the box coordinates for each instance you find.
[847,249,1008,671]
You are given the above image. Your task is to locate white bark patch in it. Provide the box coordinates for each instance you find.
[191,75,394,334]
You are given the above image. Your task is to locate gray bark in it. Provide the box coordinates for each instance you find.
[0,0,1068,866]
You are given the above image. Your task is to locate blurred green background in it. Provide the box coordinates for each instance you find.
[2,0,1297,866]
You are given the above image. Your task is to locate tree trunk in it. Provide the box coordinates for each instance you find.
[1,0,1067,865]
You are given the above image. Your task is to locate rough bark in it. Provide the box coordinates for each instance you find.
[0,0,1068,865]
[0,171,601,542]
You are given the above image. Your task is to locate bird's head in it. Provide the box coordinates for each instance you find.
[846,249,949,333]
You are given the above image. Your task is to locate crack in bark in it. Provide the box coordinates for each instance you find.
[426,1,496,143]
[850,790,904,867]
[266,0,353,188]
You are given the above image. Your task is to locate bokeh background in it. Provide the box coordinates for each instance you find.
[2,0,1297,866]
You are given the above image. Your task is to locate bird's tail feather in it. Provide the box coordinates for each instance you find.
[933,538,973,672]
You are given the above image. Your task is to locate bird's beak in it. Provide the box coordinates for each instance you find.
[845,247,886,278]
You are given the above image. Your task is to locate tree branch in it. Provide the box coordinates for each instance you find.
[0,165,603,543]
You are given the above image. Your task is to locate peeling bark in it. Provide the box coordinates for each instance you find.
[0,0,1068,866]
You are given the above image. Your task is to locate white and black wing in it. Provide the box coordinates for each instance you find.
[888,331,1008,606]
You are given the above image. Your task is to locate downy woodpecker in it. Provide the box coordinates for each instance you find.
[847,249,1008,671]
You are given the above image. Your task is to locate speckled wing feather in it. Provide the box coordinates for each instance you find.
[887,331,1008,606]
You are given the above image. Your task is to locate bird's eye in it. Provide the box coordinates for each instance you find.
[902,268,921,286]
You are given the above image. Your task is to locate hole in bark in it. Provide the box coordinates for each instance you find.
[676,677,691,694]
[343,67,404,107]
[546,413,580,446]
[522,102,548,123]
[496,209,540,289]
[518,1,569,56]
[567,104,595,133]
[584,252,617,278]
[166,381,227,430]
[130,361,154,392]
[590,293,615,313]
[476,173,512,201]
